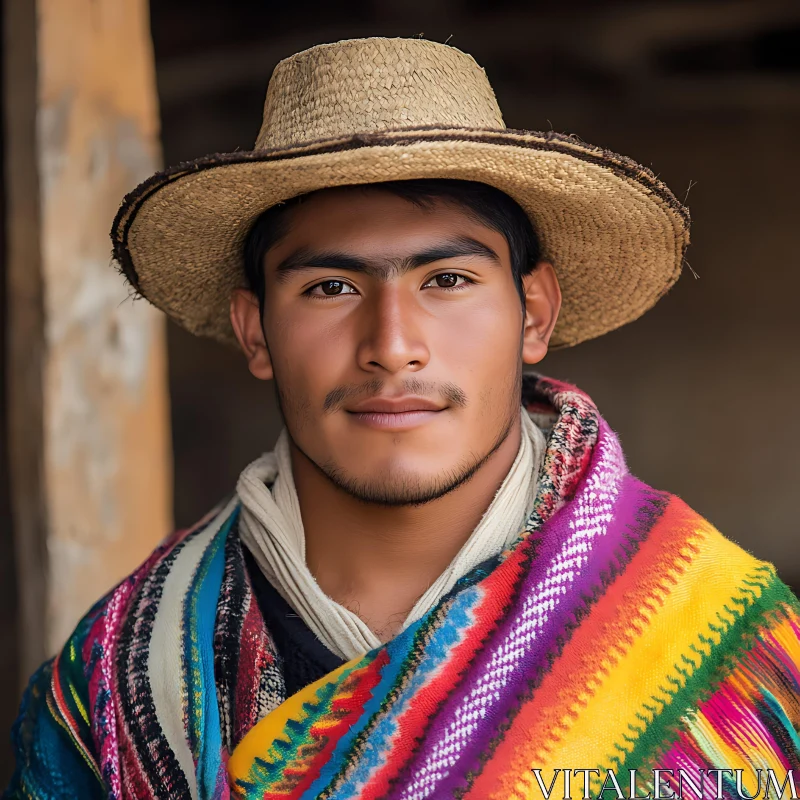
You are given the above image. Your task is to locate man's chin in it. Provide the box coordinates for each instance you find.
[318,459,484,508]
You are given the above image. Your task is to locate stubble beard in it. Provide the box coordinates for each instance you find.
[273,366,523,509]
[318,401,518,507]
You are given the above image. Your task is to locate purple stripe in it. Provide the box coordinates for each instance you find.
[388,419,658,800]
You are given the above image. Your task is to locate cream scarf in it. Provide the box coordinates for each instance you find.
[237,408,546,660]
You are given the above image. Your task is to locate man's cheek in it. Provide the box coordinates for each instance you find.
[435,324,517,370]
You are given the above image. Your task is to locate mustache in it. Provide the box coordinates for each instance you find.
[323,378,467,412]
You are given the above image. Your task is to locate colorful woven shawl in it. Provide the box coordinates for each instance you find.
[7,376,800,800]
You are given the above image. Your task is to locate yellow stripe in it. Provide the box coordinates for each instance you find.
[770,616,800,666]
[529,520,768,795]
[228,656,363,780]
[45,688,103,783]
[69,682,90,726]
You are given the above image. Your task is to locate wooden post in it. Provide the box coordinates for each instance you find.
[3,0,172,676]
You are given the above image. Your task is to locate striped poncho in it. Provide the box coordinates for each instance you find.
[6,375,800,799]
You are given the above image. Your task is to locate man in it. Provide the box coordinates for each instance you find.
[7,37,800,800]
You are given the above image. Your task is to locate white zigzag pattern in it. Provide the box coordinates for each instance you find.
[398,435,625,800]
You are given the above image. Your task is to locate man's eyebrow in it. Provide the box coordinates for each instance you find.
[274,249,371,281]
[404,237,501,270]
[273,236,501,283]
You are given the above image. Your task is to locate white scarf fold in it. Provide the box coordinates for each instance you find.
[236,407,546,660]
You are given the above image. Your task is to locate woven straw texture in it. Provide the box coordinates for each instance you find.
[111,37,690,349]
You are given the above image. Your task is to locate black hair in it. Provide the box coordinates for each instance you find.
[243,179,541,319]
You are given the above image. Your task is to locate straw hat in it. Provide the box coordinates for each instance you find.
[111,37,690,349]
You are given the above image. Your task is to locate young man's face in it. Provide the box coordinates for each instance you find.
[232,187,560,505]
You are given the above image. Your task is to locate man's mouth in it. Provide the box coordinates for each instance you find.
[345,395,446,430]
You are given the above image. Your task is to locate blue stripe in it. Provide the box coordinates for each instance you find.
[302,584,484,798]
[182,504,240,799]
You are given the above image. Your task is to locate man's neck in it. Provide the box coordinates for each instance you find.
[291,420,523,642]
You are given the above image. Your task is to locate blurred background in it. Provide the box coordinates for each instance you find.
[2,0,799,784]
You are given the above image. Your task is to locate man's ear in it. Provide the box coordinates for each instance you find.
[230,289,274,380]
[521,261,562,366]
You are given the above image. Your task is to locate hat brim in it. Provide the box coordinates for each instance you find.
[111,127,690,349]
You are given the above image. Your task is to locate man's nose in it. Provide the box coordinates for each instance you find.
[355,288,430,374]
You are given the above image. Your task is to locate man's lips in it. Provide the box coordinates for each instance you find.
[345,396,447,430]
[346,395,446,414]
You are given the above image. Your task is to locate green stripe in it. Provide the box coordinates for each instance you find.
[613,568,798,775]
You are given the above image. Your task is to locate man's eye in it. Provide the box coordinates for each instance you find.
[425,273,470,289]
[308,280,357,297]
